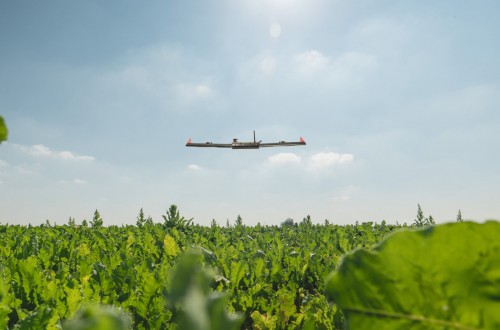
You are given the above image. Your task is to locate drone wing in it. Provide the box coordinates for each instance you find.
[260,137,306,148]
[185,138,232,148]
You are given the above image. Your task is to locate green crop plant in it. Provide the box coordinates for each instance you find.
[1,208,498,329]
[326,221,500,329]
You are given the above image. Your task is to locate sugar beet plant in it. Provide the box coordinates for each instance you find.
[0,207,499,329]
[326,221,500,329]
[0,209,395,329]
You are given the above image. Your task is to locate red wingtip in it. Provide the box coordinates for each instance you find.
[300,137,306,143]
[186,138,192,145]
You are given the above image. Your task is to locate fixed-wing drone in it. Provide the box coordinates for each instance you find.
[186,131,306,149]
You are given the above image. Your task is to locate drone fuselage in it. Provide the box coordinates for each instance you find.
[231,142,260,149]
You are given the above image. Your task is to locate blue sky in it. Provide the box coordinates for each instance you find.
[1,0,499,226]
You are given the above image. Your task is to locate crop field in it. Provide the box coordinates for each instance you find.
[0,206,499,329]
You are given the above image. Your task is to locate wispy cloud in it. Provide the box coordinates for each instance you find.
[332,185,359,203]
[333,52,378,73]
[31,144,52,157]
[15,144,95,162]
[266,151,354,170]
[268,152,301,165]
[290,49,378,86]
[15,165,36,176]
[58,178,88,185]
[261,56,278,75]
[0,159,8,167]
[237,47,378,89]
[238,52,279,81]
[73,178,88,185]
[176,83,213,100]
[94,44,219,112]
[309,152,354,170]
[187,164,202,171]
[293,50,329,77]
[58,151,94,161]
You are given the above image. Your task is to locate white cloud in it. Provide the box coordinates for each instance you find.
[194,85,211,97]
[293,50,329,76]
[0,159,8,167]
[187,164,202,171]
[268,153,301,165]
[176,83,213,100]
[291,50,378,85]
[15,144,95,162]
[92,43,220,113]
[15,165,36,175]
[58,151,94,161]
[333,195,350,202]
[332,185,359,203]
[420,84,499,120]
[237,53,280,81]
[31,144,52,157]
[113,65,153,90]
[261,56,277,75]
[329,52,378,84]
[73,178,88,185]
[349,19,411,54]
[269,23,282,38]
[309,152,354,169]
[334,52,378,73]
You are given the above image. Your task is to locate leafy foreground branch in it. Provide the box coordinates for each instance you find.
[325,221,500,329]
[0,115,7,143]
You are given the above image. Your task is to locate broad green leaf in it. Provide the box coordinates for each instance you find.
[250,310,277,330]
[325,221,500,330]
[275,288,297,328]
[229,260,247,289]
[135,271,160,318]
[254,258,265,279]
[0,116,7,143]
[125,235,135,249]
[163,234,179,257]
[13,306,59,330]
[0,276,11,329]
[65,280,82,317]
[18,256,42,304]
[78,243,91,257]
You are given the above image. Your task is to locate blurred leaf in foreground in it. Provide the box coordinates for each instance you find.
[326,221,500,330]
[168,249,243,330]
[0,116,7,143]
[62,305,132,330]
